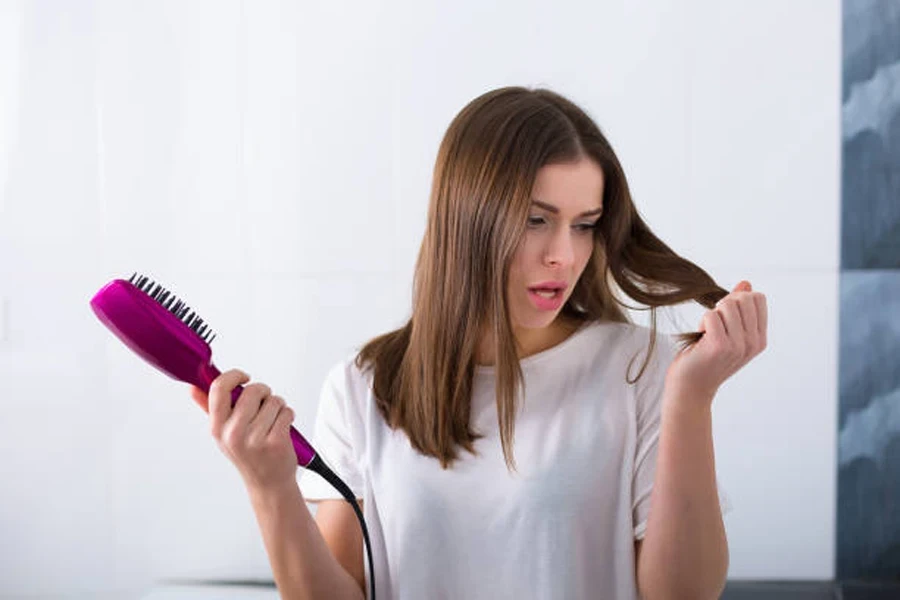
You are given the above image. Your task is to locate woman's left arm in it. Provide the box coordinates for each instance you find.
[636,280,768,600]
[635,390,729,600]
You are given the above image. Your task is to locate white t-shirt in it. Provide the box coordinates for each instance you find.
[298,320,731,600]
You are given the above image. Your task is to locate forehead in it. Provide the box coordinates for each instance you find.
[531,160,604,210]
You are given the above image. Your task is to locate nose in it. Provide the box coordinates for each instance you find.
[543,228,575,268]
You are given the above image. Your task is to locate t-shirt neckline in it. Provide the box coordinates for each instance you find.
[473,319,601,376]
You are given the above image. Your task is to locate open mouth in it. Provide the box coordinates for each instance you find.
[530,288,562,299]
[527,284,566,311]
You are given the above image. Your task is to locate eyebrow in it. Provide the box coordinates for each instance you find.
[531,200,603,217]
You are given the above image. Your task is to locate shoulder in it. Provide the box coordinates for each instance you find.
[320,350,375,406]
[582,319,679,356]
[579,320,681,382]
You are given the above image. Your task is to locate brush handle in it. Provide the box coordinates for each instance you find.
[199,363,317,468]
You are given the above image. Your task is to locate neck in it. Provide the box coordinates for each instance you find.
[474,316,581,366]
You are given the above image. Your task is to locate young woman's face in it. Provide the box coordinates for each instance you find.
[507,158,604,331]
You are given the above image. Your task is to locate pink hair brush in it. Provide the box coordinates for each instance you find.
[89,273,376,599]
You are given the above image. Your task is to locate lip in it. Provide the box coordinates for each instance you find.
[528,280,567,291]
[527,281,567,311]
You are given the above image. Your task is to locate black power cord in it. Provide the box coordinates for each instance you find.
[308,454,375,600]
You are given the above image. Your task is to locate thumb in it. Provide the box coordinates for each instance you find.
[733,280,752,293]
[190,385,210,414]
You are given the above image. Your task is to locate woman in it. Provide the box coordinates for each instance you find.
[192,86,767,600]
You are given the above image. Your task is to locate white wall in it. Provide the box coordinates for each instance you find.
[0,0,841,597]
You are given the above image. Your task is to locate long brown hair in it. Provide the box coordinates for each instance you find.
[356,86,727,472]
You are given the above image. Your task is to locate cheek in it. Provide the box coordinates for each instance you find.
[507,260,526,297]
[575,239,595,272]
[513,234,543,266]
[580,239,595,261]
[507,247,534,304]
[508,237,535,277]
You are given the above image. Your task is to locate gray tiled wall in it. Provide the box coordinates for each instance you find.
[837,0,900,581]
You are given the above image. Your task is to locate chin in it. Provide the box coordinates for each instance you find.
[514,310,561,331]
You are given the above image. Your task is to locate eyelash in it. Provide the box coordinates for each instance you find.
[527,216,600,232]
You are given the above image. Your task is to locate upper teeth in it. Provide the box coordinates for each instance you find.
[536,289,557,297]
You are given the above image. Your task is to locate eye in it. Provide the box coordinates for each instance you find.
[527,216,547,228]
[574,221,601,232]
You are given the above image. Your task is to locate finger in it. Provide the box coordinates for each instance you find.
[209,369,250,437]
[715,298,745,349]
[230,382,272,430]
[269,404,296,439]
[190,385,209,414]
[739,294,759,350]
[248,394,285,441]
[703,308,727,345]
[754,292,768,344]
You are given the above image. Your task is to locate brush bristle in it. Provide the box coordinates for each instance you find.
[128,272,216,344]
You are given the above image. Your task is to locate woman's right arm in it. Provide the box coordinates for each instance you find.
[248,481,365,600]
[191,369,365,600]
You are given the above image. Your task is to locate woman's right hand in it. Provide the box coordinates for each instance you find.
[190,369,298,493]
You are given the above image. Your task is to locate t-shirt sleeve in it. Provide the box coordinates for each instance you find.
[631,332,732,541]
[297,359,365,503]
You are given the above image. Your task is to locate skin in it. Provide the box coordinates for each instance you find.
[192,156,768,599]
[475,158,769,598]
[189,158,608,599]
[637,279,767,600]
[192,158,607,489]
[475,158,605,365]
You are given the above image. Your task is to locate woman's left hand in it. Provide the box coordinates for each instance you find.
[665,280,768,408]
